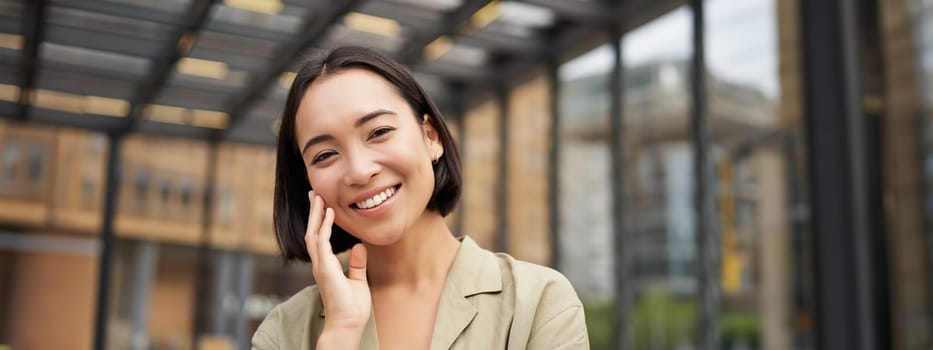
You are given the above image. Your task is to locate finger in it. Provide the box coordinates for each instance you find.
[317,207,335,261]
[347,243,367,282]
[305,191,321,266]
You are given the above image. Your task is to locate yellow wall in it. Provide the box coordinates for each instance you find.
[462,99,501,250]
[5,251,98,350]
[507,75,552,266]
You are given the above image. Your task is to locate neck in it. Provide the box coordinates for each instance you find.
[365,212,460,289]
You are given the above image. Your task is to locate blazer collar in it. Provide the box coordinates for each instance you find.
[429,235,502,350]
[319,236,503,349]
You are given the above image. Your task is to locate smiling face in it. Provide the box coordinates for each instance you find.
[294,68,444,246]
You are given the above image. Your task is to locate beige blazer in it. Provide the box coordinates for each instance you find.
[251,236,589,349]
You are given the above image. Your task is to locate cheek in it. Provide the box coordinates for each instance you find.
[306,169,340,207]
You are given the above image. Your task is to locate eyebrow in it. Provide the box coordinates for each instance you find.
[301,109,397,156]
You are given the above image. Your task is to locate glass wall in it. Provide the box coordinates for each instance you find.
[620,7,699,349]
[5,1,933,349]
[705,0,814,348]
[557,43,615,348]
[881,0,933,348]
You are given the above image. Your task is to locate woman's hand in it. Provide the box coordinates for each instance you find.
[306,191,371,347]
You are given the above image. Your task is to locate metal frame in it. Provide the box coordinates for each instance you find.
[496,84,509,253]
[799,0,889,348]
[15,0,47,121]
[93,132,123,350]
[689,1,720,349]
[122,0,217,133]
[218,0,366,139]
[546,58,560,270]
[0,1,906,349]
[607,33,629,350]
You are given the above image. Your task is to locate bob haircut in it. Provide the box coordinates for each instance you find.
[273,46,462,261]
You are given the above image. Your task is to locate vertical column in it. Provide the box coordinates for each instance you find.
[547,60,561,270]
[689,1,720,349]
[130,241,158,350]
[93,132,123,350]
[452,83,467,238]
[496,86,509,253]
[799,0,889,348]
[233,252,255,349]
[193,142,219,348]
[211,251,235,335]
[608,34,630,350]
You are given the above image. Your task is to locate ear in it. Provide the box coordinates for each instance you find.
[422,114,444,160]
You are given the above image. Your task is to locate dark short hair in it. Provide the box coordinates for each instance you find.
[273,46,462,261]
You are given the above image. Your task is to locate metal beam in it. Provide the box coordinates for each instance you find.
[496,85,509,253]
[192,142,219,348]
[218,0,366,140]
[15,0,47,121]
[414,61,498,84]
[517,0,616,28]
[456,32,551,59]
[93,132,124,350]
[546,59,560,269]
[607,34,629,350]
[800,0,890,348]
[395,0,493,66]
[357,0,441,33]
[122,0,217,132]
[451,82,467,238]
[689,1,720,349]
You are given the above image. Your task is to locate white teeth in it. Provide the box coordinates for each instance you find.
[355,187,397,209]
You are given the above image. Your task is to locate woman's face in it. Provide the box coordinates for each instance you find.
[294,68,443,246]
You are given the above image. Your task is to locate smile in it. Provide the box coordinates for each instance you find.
[352,185,399,209]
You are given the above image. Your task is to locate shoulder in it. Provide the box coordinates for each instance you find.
[487,252,589,348]
[495,253,583,312]
[252,286,323,349]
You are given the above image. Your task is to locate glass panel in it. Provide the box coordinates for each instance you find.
[388,0,462,11]
[27,144,46,184]
[705,0,815,348]
[206,3,305,36]
[323,23,407,55]
[558,43,614,349]
[46,6,173,41]
[39,42,151,79]
[621,7,698,349]
[883,0,933,348]
[1,139,18,183]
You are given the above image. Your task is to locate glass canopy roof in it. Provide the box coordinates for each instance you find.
[1,0,676,145]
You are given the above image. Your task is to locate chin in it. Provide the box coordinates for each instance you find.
[349,226,406,246]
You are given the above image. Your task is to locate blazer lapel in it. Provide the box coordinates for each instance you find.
[430,287,477,350]
[430,236,502,350]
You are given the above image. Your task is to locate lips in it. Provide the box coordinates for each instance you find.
[351,184,400,210]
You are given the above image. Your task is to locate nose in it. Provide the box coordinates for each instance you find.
[342,149,381,186]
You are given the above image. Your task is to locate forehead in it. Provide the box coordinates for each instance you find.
[296,68,405,123]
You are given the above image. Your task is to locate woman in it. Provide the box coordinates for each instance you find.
[252,46,588,350]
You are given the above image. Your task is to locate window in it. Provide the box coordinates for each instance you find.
[27,145,46,184]
[218,186,235,225]
[160,177,172,218]
[2,141,20,183]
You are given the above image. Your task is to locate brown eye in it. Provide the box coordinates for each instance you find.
[312,151,335,165]
[368,127,394,140]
